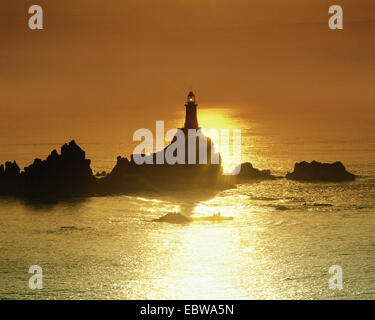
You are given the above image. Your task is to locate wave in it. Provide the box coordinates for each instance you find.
[311,203,333,207]
[249,196,278,201]
[45,226,90,234]
[274,205,290,211]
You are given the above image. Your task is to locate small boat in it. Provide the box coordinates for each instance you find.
[193,212,234,222]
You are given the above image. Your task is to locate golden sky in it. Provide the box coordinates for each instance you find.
[1,0,374,143]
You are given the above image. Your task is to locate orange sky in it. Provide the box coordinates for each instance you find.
[1,0,374,143]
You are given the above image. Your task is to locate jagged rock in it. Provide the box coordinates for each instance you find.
[0,138,276,200]
[0,140,95,198]
[4,161,20,177]
[0,161,21,195]
[235,162,275,180]
[61,140,86,161]
[95,171,107,177]
[286,161,356,182]
[101,131,223,192]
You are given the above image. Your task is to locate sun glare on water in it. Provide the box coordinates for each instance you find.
[199,108,244,174]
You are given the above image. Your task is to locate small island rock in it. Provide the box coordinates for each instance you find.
[286,161,355,182]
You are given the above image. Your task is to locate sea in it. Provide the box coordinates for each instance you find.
[0,111,374,300]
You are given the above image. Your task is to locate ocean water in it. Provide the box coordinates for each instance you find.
[0,118,374,300]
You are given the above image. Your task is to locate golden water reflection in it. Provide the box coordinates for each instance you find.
[121,189,287,300]
[1,179,373,299]
[199,108,246,174]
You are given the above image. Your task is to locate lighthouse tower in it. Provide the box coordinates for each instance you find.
[183,91,200,131]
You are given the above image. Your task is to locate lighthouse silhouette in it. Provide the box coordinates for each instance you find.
[183,91,200,131]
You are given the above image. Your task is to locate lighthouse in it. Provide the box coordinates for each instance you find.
[183,91,200,131]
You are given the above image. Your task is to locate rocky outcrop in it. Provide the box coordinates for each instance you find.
[0,138,285,200]
[0,140,95,198]
[154,212,192,224]
[2,139,357,202]
[236,162,275,180]
[0,161,21,195]
[101,154,223,193]
[100,131,224,192]
[286,161,356,182]
[154,212,234,224]
[95,171,107,177]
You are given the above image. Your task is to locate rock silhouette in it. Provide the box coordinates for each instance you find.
[1,141,357,200]
[0,161,21,195]
[101,132,224,193]
[0,140,95,198]
[154,212,192,224]
[154,212,234,224]
[0,140,276,199]
[95,171,107,177]
[236,162,275,180]
[286,161,356,182]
